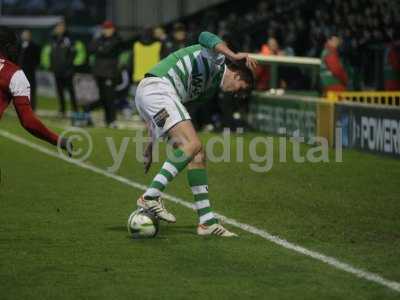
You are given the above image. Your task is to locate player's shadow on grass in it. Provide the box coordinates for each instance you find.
[105,225,196,237]
[162,225,196,236]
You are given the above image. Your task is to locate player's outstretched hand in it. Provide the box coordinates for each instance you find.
[59,137,73,158]
[143,142,153,174]
[231,52,258,71]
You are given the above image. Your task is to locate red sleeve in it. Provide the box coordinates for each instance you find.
[13,96,59,146]
[325,53,348,85]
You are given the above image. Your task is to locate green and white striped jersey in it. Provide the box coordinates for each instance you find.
[148,32,226,103]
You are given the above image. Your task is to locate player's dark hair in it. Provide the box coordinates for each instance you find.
[0,26,20,63]
[228,60,255,97]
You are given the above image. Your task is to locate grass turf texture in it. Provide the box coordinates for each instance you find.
[1,113,400,299]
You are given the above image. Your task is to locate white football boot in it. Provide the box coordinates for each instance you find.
[137,195,176,223]
[197,223,238,237]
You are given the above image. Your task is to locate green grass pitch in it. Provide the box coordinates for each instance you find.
[1,107,400,299]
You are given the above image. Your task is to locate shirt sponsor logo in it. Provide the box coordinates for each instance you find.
[190,72,203,99]
[153,108,169,128]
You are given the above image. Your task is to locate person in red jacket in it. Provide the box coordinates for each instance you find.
[256,37,282,90]
[384,33,400,91]
[0,26,71,153]
[320,34,348,95]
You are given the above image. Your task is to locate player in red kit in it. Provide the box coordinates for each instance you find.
[0,26,71,153]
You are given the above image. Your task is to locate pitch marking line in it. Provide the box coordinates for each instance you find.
[1,129,400,293]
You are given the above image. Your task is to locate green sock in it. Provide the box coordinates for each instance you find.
[144,148,192,200]
[187,168,218,226]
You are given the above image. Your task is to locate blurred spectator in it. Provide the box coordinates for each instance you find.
[162,23,188,57]
[86,20,122,128]
[256,37,282,90]
[320,34,348,95]
[48,21,79,117]
[132,28,161,84]
[261,37,281,56]
[153,27,168,44]
[383,31,400,91]
[18,29,40,111]
[116,50,133,120]
[153,26,173,59]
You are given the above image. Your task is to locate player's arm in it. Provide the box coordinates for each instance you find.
[10,70,71,154]
[14,96,57,144]
[198,31,257,70]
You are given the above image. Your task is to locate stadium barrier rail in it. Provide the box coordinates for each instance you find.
[327,91,400,107]
[249,54,321,89]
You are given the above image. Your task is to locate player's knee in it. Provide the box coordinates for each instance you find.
[186,139,202,157]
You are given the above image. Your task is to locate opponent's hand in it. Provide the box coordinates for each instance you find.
[231,52,258,71]
[59,137,73,158]
[143,142,153,174]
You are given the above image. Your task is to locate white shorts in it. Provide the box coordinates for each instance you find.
[135,77,191,139]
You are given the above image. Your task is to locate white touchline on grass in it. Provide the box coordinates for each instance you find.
[1,128,400,294]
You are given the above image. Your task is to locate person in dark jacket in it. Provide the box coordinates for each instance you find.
[87,20,122,127]
[18,29,40,111]
[50,21,78,116]
[161,23,188,57]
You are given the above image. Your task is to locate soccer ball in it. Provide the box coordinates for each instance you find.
[127,208,159,239]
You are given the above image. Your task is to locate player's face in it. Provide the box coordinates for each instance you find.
[223,73,250,95]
